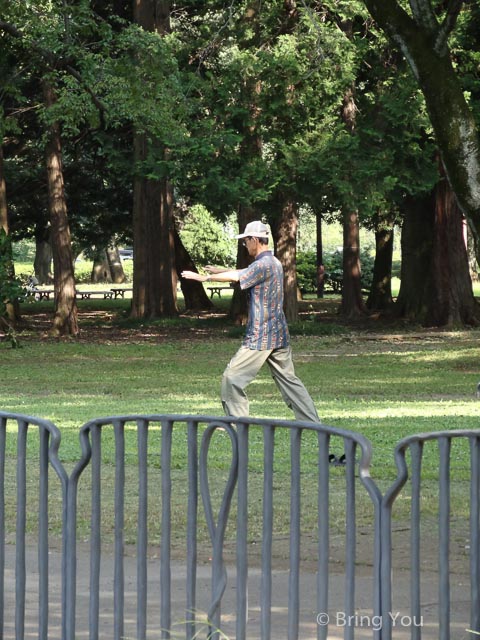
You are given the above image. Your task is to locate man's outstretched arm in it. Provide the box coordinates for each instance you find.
[181,269,240,283]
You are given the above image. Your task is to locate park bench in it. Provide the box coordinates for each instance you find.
[207,285,234,298]
[27,288,55,301]
[110,287,133,299]
[324,273,343,293]
[76,290,114,300]
[26,288,117,301]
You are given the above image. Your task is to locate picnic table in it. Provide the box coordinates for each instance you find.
[76,290,114,300]
[207,285,234,298]
[25,287,131,301]
[26,288,55,301]
[110,287,133,299]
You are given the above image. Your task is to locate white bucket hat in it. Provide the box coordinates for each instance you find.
[235,220,270,239]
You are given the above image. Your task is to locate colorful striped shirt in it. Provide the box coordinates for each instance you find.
[239,251,290,350]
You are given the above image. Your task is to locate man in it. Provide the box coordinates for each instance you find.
[181,220,320,422]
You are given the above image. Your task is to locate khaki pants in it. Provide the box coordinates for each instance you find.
[221,345,320,422]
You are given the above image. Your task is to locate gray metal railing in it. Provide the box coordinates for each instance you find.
[380,430,480,640]
[0,411,478,639]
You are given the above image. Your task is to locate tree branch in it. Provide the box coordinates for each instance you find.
[435,0,464,54]
[408,0,437,32]
[0,19,106,122]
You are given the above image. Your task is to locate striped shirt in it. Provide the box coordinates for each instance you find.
[239,251,290,350]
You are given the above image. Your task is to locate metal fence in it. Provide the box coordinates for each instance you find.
[0,411,478,640]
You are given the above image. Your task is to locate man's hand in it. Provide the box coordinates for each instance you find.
[205,265,226,274]
[181,270,207,282]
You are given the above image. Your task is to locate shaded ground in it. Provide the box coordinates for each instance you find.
[7,295,463,345]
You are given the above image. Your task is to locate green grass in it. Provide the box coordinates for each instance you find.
[3,303,480,471]
[1,298,480,552]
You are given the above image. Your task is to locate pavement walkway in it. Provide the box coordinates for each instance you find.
[1,545,473,639]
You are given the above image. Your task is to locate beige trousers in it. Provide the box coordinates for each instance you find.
[221,345,320,422]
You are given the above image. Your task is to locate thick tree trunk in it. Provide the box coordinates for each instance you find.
[340,210,366,318]
[275,195,298,323]
[106,246,126,284]
[425,175,479,326]
[174,227,214,312]
[396,181,479,326]
[229,2,263,325]
[395,193,433,321]
[131,170,177,318]
[131,0,177,319]
[362,0,480,259]
[0,146,18,323]
[366,213,395,311]
[91,249,111,283]
[43,81,79,336]
[229,204,254,325]
[34,229,54,285]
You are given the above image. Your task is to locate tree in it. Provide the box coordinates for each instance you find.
[426,170,478,326]
[274,194,299,323]
[366,211,395,311]
[361,0,480,260]
[174,226,214,312]
[130,0,180,319]
[43,80,79,336]
[0,144,21,328]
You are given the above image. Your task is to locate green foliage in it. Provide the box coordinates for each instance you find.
[0,229,23,315]
[178,206,237,267]
[12,239,35,262]
[296,247,374,294]
[296,252,318,294]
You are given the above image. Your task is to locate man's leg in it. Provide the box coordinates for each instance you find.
[266,346,320,422]
[221,347,271,417]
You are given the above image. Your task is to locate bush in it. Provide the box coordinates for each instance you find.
[296,252,317,294]
[178,206,237,268]
[296,248,375,294]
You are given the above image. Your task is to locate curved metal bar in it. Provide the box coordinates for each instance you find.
[199,421,239,636]
[470,435,480,634]
[381,429,480,640]
[0,413,67,640]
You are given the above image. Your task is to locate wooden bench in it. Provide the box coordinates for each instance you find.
[76,290,114,300]
[207,285,234,298]
[110,287,133,299]
[27,288,55,301]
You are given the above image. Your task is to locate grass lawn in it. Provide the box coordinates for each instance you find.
[4,294,479,449]
[1,293,479,549]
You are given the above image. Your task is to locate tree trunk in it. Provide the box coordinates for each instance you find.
[91,249,111,283]
[316,211,325,298]
[229,204,255,325]
[396,178,479,327]
[174,227,214,312]
[339,80,366,318]
[43,80,79,336]
[362,0,480,260]
[425,174,479,326]
[131,0,178,319]
[275,195,298,323]
[366,212,395,311]
[467,223,479,282]
[395,193,433,321]
[228,1,263,325]
[340,209,366,318]
[106,246,126,284]
[131,171,178,318]
[0,145,18,323]
[34,229,54,285]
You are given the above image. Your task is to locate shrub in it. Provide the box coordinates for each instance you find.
[296,248,375,294]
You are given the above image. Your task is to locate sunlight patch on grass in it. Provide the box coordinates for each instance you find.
[325,399,480,420]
